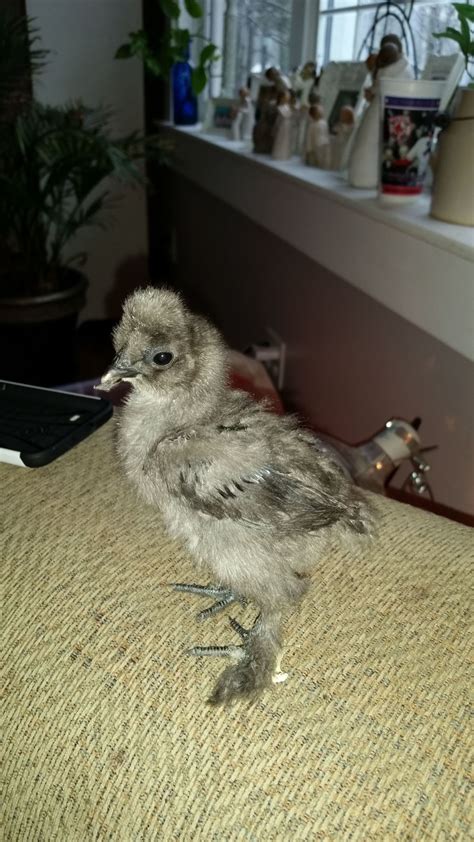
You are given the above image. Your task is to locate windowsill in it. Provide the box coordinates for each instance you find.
[163,123,474,361]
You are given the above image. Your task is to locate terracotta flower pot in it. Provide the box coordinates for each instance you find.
[430,88,474,226]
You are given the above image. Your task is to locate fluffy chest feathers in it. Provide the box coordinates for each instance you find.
[116,391,180,500]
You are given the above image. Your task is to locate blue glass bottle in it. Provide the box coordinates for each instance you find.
[172,43,198,126]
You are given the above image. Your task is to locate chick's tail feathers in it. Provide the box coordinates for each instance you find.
[344,486,378,538]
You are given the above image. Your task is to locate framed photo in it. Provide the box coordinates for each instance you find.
[317,61,368,132]
[202,97,239,136]
[327,89,361,133]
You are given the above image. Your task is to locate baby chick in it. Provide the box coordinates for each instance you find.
[98,288,376,706]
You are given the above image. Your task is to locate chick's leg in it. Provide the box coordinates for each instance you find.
[171,582,246,621]
[191,609,286,706]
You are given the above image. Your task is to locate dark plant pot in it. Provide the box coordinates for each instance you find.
[0,271,88,387]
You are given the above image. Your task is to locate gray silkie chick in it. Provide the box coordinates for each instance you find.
[98,287,376,706]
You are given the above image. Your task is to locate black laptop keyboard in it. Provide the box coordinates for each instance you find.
[0,384,100,453]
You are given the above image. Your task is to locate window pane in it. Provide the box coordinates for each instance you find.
[235,0,293,81]
[317,1,460,74]
[317,10,360,66]
[410,2,461,70]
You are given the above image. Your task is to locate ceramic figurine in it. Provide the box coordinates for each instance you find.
[253,86,278,154]
[295,88,323,156]
[289,90,301,154]
[330,105,355,170]
[272,91,294,160]
[290,64,319,154]
[255,67,289,121]
[304,104,330,169]
[231,87,255,142]
[253,67,290,153]
[291,61,318,108]
[294,103,308,156]
[265,65,291,94]
[348,34,414,188]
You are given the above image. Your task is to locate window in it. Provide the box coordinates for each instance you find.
[199,0,461,95]
[199,0,294,96]
[317,0,461,77]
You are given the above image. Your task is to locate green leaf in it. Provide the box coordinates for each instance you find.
[460,15,471,51]
[0,12,49,106]
[453,3,474,23]
[199,43,218,64]
[172,28,191,53]
[184,0,203,17]
[159,0,180,18]
[144,55,162,76]
[191,65,207,94]
[445,25,465,38]
[129,30,148,55]
[433,27,465,47]
[115,43,132,60]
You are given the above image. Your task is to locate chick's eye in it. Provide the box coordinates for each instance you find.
[153,351,173,367]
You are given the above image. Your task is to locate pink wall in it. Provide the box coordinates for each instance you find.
[173,176,474,515]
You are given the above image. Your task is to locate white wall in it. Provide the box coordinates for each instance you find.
[173,176,474,516]
[27,0,148,320]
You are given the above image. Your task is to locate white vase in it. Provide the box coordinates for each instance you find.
[430,88,474,226]
[347,98,379,188]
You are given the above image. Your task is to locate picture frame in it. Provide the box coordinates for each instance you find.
[421,53,465,111]
[317,61,368,132]
[202,97,239,136]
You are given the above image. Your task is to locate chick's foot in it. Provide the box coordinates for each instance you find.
[190,616,288,706]
[171,582,246,622]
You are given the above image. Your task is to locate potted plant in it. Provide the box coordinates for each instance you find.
[430,2,474,225]
[0,5,217,387]
[0,12,159,386]
[115,0,218,99]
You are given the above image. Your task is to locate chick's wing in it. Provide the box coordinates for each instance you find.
[157,414,354,531]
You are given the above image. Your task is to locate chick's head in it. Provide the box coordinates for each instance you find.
[98,287,227,395]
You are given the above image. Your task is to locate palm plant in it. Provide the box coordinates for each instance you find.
[0,12,159,297]
[0,101,154,295]
[0,10,47,120]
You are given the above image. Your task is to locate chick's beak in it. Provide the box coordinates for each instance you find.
[95,362,139,392]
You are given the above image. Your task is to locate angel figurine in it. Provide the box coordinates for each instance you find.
[253,85,278,154]
[291,61,318,108]
[330,104,355,170]
[231,87,255,142]
[272,91,294,160]
[304,104,330,169]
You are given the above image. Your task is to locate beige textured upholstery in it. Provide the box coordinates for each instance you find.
[1,422,472,839]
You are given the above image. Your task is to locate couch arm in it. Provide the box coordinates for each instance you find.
[1,422,471,839]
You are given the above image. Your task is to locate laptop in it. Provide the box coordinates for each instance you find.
[0,380,113,468]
